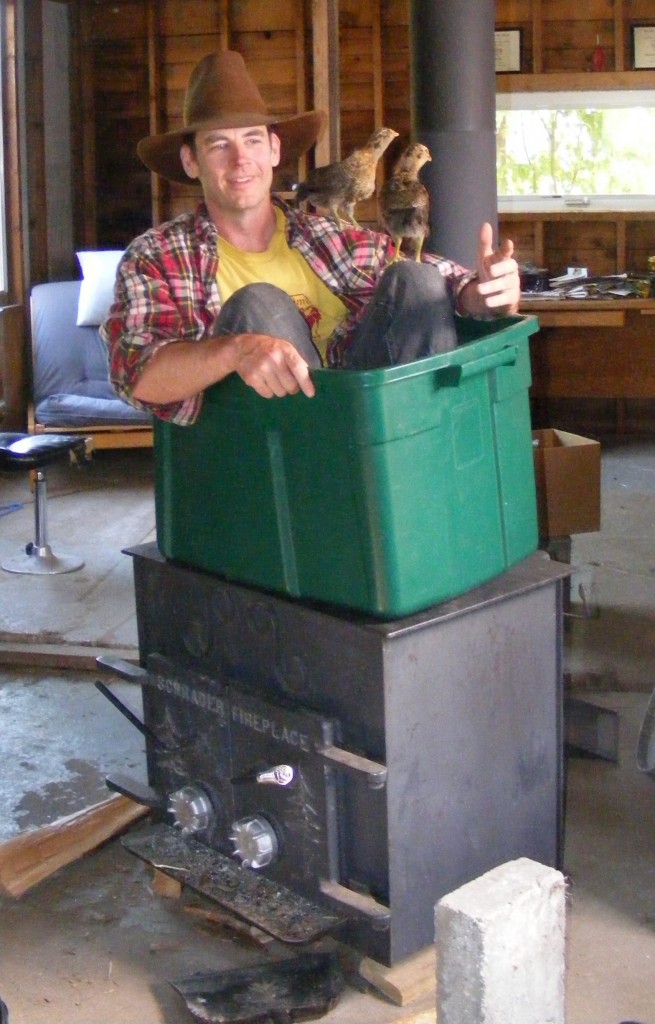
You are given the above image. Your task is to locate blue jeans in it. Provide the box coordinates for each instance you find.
[212,261,457,369]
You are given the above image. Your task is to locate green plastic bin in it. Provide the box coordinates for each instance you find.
[154,315,540,617]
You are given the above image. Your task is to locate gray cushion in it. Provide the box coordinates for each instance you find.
[30,280,151,427]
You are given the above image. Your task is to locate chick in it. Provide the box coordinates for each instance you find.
[379,142,432,261]
[294,127,399,228]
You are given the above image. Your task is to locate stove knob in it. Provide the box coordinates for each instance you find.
[229,815,278,870]
[168,785,214,837]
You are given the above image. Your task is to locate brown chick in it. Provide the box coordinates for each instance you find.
[294,127,399,228]
[379,142,432,261]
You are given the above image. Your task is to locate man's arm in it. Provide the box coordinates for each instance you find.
[132,331,315,403]
[458,222,521,319]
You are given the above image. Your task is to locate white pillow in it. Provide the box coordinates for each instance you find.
[76,249,124,326]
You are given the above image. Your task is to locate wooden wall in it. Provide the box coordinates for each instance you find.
[67,0,413,248]
[495,0,655,74]
[5,0,653,433]
[30,0,655,263]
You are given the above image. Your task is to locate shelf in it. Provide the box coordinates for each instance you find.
[501,210,655,222]
[496,70,655,92]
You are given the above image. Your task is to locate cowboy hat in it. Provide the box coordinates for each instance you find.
[137,50,326,185]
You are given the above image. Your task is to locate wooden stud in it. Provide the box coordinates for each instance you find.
[614,0,625,73]
[295,0,308,181]
[312,0,340,163]
[22,0,48,283]
[73,0,99,251]
[0,795,148,899]
[2,2,26,307]
[616,218,626,275]
[534,219,545,269]
[371,0,386,208]
[0,305,26,431]
[359,945,437,1007]
[0,641,140,671]
[531,0,543,75]
[147,0,164,226]
[152,868,183,899]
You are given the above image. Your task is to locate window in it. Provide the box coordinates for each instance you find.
[497,91,655,202]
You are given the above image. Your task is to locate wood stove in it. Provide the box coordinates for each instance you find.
[104,542,567,967]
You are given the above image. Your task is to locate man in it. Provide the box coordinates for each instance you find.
[101,51,520,426]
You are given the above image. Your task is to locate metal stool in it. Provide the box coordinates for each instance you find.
[0,433,91,575]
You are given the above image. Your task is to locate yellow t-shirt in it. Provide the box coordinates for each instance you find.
[216,208,347,363]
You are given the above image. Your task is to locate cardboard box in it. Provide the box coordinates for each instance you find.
[532,429,601,538]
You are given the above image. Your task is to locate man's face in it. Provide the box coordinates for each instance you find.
[180,125,281,216]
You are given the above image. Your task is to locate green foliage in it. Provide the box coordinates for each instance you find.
[497,107,655,196]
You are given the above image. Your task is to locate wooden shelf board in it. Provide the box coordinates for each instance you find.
[497,70,655,92]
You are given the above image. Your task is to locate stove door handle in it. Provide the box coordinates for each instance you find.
[318,745,387,789]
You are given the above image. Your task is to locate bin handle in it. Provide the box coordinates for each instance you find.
[458,344,518,380]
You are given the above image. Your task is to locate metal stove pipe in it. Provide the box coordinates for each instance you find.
[410,0,498,268]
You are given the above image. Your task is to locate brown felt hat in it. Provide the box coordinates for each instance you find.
[137,51,326,185]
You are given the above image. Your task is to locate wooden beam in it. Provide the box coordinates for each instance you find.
[371,0,385,204]
[0,642,139,671]
[218,0,231,48]
[497,69,655,92]
[312,0,340,163]
[295,0,308,180]
[22,0,48,283]
[359,945,437,1006]
[534,310,625,328]
[532,0,543,74]
[73,0,98,249]
[2,1,25,307]
[614,0,625,73]
[0,794,148,898]
[0,304,26,430]
[372,0,383,127]
[616,218,626,274]
[534,218,544,268]
[147,0,164,226]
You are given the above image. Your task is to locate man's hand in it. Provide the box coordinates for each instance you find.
[228,333,316,398]
[463,222,520,318]
[132,331,315,406]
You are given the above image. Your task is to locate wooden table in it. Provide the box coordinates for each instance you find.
[521,297,655,431]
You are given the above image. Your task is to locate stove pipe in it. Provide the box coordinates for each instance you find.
[410,0,498,269]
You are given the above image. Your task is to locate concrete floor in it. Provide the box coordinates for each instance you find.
[0,443,654,1023]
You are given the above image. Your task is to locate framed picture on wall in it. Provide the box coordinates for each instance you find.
[495,29,522,73]
[632,25,655,69]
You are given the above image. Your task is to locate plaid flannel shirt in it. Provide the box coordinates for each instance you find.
[101,198,475,425]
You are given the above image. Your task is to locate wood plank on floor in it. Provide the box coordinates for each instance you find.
[359,945,436,1006]
[0,642,139,671]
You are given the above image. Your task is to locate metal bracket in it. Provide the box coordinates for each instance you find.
[318,744,387,789]
[319,879,391,924]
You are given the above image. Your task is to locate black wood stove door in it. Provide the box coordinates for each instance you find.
[228,688,339,896]
[143,653,235,852]
[141,653,347,902]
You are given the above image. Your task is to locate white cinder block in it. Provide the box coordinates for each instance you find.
[435,857,566,1024]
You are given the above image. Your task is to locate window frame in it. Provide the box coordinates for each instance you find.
[496,89,655,212]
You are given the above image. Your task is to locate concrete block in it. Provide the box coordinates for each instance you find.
[435,857,566,1024]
